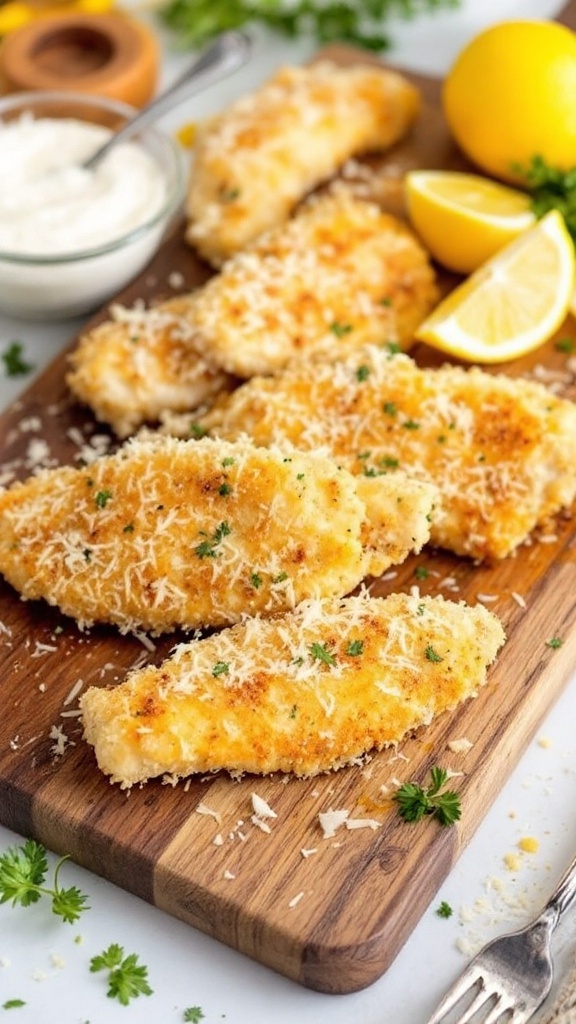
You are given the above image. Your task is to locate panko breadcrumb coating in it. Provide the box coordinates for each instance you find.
[66,297,234,439]
[66,192,437,435]
[195,348,576,561]
[188,190,438,378]
[0,435,436,635]
[186,61,420,265]
[80,591,505,787]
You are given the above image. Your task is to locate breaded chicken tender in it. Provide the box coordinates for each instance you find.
[186,61,420,266]
[0,435,436,635]
[80,591,505,787]
[196,349,576,561]
[67,193,437,435]
[67,297,233,439]
[187,191,438,377]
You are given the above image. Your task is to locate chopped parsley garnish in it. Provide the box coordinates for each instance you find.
[379,455,399,469]
[250,571,263,589]
[189,422,207,438]
[436,900,453,918]
[425,644,444,663]
[221,456,235,467]
[546,637,564,649]
[379,296,393,307]
[346,639,364,656]
[95,489,112,509]
[394,767,461,827]
[183,1009,205,1023]
[385,341,401,355]
[90,944,153,1005]
[218,482,232,497]
[555,337,576,353]
[289,704,298,719]
[309,641,337,666]
[330,321,353,338]
[212,661,230,677]
[514,155,576,244]
[403,418,420,430]
[220,187,240,201]
[1,341,34,377]
[383,401,397,416]
[0,839,89,924]
[355,364,370,381]
[273,571,288,583]
[417,603,426,616]
[2,999,26,1009]
[194,521,231,558]
[414,565,430,580]
[122,522,135,533]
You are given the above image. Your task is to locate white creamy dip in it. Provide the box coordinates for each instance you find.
[0,115,167,255]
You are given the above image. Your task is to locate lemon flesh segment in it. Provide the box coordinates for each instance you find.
[415,210,576,364]
[405,170,536,274]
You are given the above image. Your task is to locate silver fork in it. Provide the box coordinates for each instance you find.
[426,850,576,1023]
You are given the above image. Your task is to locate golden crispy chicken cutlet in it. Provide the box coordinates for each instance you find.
[66,192,437,435]
[80,591,505,787]
[187,191,438,377]
[186,61,420,266]
[0,435,435,635]
[66,297,234,439]
[195,349,576,561]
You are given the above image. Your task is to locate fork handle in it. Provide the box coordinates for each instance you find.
[545,851,576,923]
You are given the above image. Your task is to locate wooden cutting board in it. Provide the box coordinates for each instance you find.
[2,4,576,995]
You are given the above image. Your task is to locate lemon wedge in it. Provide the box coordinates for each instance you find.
[415,210,576,364]
[405,170,536,274]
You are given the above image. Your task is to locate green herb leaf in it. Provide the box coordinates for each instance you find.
[1,341,34,377]
[95,490,112,509]
[195,521,231,558]
[184,1009,205,1023]
[514,155,576,244]
[2,999,26,1009]
[394,767,461,827]
[309,641,337,666]
[0,840,89,921]
[91,944,153,1006]
[436,900,453,918]
[425,644,444,663]
[546,637,564,649]
[330,321,353,338]
[212,661,230,677]
[346,639,364,656]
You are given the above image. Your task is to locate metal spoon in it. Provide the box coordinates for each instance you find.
[83,29,251,171]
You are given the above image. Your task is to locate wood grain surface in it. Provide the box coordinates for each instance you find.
[1,3,576,994]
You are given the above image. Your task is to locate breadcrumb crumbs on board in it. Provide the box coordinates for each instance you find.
[518,837,539,854]
[447,738,474,755]
[195,802,223,825]
[251,793,277,819]
[538,737,552,748]
[288,892,305,908]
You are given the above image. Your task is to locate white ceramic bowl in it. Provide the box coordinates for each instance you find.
[0,91,185,320]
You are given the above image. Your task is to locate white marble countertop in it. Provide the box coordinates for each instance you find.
[1,2,575,1021]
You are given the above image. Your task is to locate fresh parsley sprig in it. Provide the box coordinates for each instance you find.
[160,0,460,53]
[90,943,153,1005]
[514,155,576,245]
[394,766,461,826]
[0,839,89,924]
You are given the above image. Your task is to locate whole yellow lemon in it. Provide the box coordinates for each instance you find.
[443,20,576,184]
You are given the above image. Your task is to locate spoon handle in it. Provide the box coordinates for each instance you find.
[84,29,251,170]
